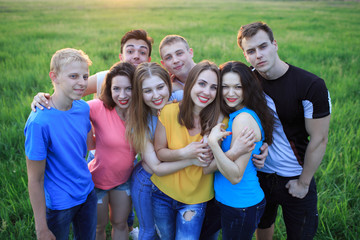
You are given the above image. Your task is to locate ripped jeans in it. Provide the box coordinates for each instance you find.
[152,184,206,240]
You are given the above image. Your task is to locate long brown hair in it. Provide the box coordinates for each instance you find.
[98,62,135,110]
[126,62,172,153]
[219,61,274,144]
[178,60,221,136]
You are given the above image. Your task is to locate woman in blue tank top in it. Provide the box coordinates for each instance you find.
[206,61,274,239]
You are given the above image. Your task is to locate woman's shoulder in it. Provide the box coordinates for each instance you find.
[158,102,180,124]
[161,102,179,113]
[87,98,102,106]
[233,111,254,125]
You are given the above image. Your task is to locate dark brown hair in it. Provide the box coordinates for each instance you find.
[219,61,274,144]
[120,29,154,57]
[237,21,274,50]
[99,62,135,110]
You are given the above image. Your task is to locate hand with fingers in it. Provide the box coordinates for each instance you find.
[225,127,255,162]
[285,179,309,199]
[252,142,268,169]
[208,123,232,145]
[191,158,211,167]
[181,141,211,161]
[31,92,51,112]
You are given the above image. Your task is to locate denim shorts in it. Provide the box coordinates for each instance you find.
[95,179,131,203]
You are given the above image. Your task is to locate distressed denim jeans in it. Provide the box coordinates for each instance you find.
[152,184,206,240]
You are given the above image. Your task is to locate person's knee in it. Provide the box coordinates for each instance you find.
[183,210,196,221]
[111,218,128,230]
[256,224,274,240]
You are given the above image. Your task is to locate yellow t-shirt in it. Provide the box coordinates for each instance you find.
[151,103,214,204]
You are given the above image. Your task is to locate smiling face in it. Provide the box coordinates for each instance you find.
[142,75,170,111]
[241,30,278,75]
[160,41,195,80]
[111,75,132,110]
[120,39,151,67]
[190,69,218,113]
[54,61,89,101]
[222,72,244,110]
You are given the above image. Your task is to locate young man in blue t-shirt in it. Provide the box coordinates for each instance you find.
[24,48,96,240]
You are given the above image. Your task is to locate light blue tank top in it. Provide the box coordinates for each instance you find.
[214,107,265,208]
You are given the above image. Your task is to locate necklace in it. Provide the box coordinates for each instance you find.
[50,97,59,110]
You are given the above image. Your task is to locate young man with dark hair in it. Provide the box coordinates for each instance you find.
[238,21,331,240]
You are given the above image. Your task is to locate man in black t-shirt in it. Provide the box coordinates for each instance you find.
[237,22,331,240]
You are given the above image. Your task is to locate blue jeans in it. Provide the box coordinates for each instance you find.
[200,198,220,240]
[219,198,266,240]
[131,163,158,239]
[152,184,206,240]
[46,189,97,240]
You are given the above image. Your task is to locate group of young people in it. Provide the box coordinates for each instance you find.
[25,22,331,240]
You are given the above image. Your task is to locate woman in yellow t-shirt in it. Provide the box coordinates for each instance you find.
[152,61,221,239]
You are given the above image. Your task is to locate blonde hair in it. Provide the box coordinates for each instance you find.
[50,48,92,74]
[159,35,190,59]
[126,62,172,153]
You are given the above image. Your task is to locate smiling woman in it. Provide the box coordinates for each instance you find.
[87,62,136,239]
[150,61,221,239]
[2,0,359,239]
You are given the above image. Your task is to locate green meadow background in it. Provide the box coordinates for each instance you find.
[1,0,359,239]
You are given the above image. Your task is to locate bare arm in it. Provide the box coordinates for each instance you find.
[286,115,330,198]
[82,74,98,97]
[154,119,210,162]
[202,158,218,175]
[143,139,208,176]
[225,127,256,161]
[208,114,261,184]
[204,126,256,175]
[26,157,56,240]
[86,128,95,151]
[252,142,268,169]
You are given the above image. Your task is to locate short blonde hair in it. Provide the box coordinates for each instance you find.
[50,48,92,74]
[159,35,190,59]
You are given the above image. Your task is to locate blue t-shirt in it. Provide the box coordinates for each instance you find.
[214,107,264,208]
[170,90,183,102]
[24,100,94,210]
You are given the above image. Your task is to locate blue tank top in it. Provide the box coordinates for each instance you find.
[214,107,265,208]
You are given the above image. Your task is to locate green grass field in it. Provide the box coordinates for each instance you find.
[1,0,359,239]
